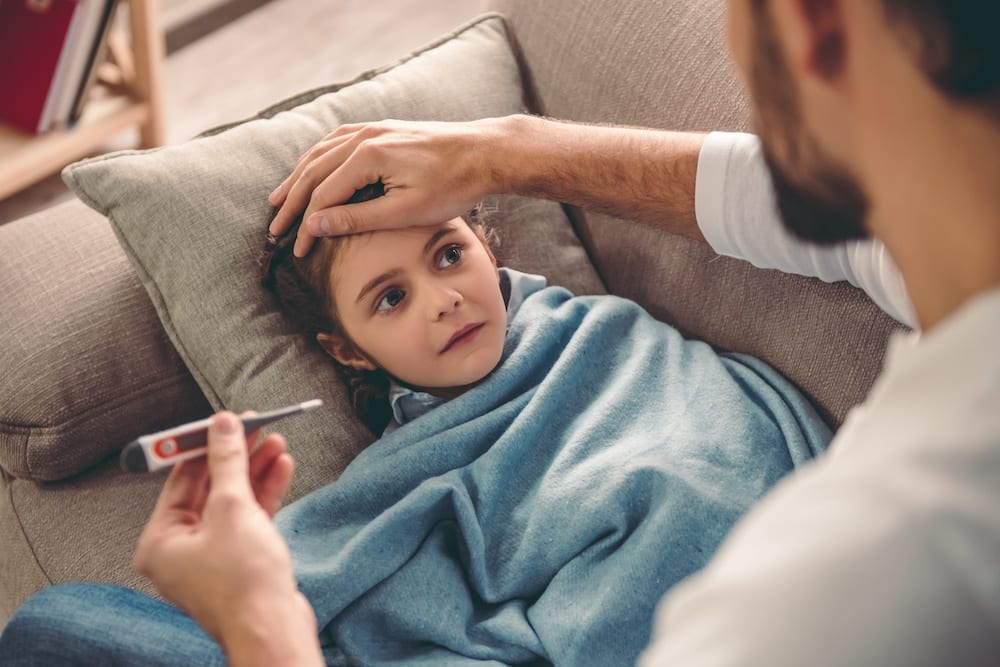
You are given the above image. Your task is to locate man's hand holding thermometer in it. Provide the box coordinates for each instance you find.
[133,408,325,666]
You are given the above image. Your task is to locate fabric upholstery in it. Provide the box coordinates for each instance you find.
[0,471,51,623]
[0,459,163,622]
[0,200,211,481]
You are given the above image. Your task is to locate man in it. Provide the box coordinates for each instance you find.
[8,0,995,664]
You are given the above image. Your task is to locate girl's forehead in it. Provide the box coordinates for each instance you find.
[331,219,469,284]
[339,220,467,257]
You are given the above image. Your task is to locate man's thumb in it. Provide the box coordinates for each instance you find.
[207,412,251,496]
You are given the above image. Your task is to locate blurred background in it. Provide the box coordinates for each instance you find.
[0,0,483,223]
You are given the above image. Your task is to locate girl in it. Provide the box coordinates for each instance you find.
[258,188,832,666]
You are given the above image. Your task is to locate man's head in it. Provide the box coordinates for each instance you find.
[727,0,999,245]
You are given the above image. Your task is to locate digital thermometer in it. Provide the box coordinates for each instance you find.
[120,399,323,473]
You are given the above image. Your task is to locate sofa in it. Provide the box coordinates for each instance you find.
[0,0,901,630]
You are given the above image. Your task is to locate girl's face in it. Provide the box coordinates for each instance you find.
[320,218,508,395]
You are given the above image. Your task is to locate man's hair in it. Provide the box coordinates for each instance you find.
[260,184,492,435]
[880,0,999,120]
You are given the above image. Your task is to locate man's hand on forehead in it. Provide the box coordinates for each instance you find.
[266,119,498,258]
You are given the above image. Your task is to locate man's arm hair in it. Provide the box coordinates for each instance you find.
[490,115,707,242]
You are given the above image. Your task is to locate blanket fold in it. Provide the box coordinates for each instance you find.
[277,285,831,666]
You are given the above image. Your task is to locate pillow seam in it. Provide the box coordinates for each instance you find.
[0,370,197,434]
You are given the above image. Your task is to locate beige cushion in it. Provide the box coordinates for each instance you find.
[0,200,211,481]
[0,458,164,621]
[60,14,603,495]
[489,0,903,423]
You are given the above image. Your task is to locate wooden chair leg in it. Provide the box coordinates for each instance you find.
[126,0,166,147]
[106,30,136,89]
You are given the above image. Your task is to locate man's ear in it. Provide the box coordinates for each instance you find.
[316,332,377,371]
[781,0,848,81]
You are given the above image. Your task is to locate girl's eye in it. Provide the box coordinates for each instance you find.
[438,244,463,268]
[375,289,405,313]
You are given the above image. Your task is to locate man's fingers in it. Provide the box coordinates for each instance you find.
[248,434,292,516]
[270,138,337,207]
[153,455,209,515]
[291,170,386,257]
[269,141,334,210]
[282,182,453,256]
[250,433,295,516]
[248,432,285,480]
[269,167,317,235]
[290,231,317,258]
[205,412,252,499]
[308,192,421,238]
[322,122,366,142]
[286,145,370,239]
[268,133,362,236]
[255,452,295,517]
[269,184,309,237]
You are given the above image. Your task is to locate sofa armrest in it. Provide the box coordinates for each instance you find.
[0,198,210,481]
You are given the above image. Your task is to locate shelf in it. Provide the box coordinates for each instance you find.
[0,93,150,200]
[0,0,164,202]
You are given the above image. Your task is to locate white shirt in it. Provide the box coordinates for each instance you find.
[695,132,917,329]
[640,132,1000,666]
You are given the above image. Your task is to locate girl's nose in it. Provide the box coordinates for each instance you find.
[432,285,463,320]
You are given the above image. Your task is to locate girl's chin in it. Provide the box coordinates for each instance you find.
[404,360,502,398]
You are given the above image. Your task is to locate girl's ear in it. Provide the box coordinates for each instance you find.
[316,332,377,371]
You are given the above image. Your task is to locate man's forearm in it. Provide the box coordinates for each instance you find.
[221,593,324,667]
[486,114,707,242]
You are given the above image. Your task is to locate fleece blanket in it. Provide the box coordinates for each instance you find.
[276,283,832,666]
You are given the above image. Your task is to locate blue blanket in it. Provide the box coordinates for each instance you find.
[277,284,831,666]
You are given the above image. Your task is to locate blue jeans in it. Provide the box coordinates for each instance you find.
[0,584,223,666]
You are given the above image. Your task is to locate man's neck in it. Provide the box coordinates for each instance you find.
[865,104,1000,330]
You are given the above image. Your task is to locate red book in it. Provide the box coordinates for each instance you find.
[0,0,79,134]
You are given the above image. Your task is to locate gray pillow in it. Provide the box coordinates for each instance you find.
[62,14,604,496]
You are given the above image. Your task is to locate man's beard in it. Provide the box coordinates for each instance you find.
[748,4,871,245]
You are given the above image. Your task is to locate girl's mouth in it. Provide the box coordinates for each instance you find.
[442,323,485,353]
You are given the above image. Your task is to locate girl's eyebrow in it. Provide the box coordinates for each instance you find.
[355,227,458,304]
[356,269,402,304]
[421,227,454,256]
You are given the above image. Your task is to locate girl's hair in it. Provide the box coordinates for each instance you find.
[260,182,494,435]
